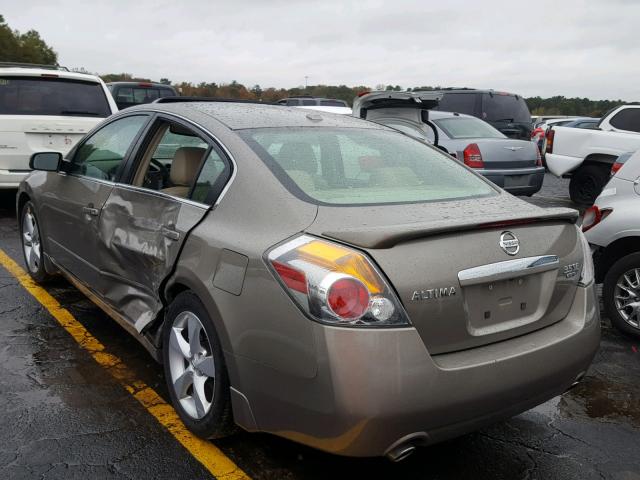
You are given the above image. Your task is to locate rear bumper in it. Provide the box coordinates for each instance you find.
[477,166,545,195]
[238,284,600,457]
[0,169,30,188]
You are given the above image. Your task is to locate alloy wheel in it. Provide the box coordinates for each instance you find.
[167,311,216,419]
[614,268,640,329]
[22,208,41,274]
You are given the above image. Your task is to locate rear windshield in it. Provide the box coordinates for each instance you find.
[482,94,531,123]
[239,127,495,205]
[434,117,505,139]
[0,76,111,117]
[434,93,477,115]
[320,99,347,107]
[114,86,175,105]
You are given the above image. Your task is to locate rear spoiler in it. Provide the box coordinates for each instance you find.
[322,207,579,249]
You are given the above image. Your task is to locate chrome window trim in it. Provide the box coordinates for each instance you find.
[113,182,209,209]
[135,109,238,209]
[458,255,559,287]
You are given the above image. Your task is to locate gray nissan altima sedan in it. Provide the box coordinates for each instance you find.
[18,99,600,460]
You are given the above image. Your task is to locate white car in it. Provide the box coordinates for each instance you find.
[584,149,640,337]
[0,63,117,188]
[545,105,640,205]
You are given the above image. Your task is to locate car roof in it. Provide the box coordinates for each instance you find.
[133,101,383,130]
[0,66,103,83]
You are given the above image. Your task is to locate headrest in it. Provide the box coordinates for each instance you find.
[170,147,206,186]
[277,142,318,175]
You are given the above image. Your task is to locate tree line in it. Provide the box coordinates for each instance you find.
[0,15,57,65]
[0,15,631,118]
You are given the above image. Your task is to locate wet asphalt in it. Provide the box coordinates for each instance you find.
[0,174,639,479]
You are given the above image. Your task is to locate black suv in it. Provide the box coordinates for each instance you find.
[107,82,177,110]
[431,89,532,140]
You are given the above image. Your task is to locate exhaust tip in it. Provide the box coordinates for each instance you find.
[386,444,416,462]
[567,371,587,392]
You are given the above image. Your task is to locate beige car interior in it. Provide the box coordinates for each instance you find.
[133,123,207,198]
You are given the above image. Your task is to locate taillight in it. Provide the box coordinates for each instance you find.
[463,143,484,168]
[545,129,555,154]
[267,235,409,326]
[611,162,623,176]
[582,205,613,232]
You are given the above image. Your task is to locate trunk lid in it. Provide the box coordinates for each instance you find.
[0,115,102,169]
[453,138,538,169]
[307,194,582,354]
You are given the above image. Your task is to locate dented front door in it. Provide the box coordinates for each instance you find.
[95,185,209,331]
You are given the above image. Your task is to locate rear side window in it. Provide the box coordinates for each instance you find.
[0,76,111,117]
[482,94,531,123]
[191,149,230,204]
[435,93,478,115]
[434,117,505,139]
[240,127,495,205]
[301,99,316,106]
[609,108,640,133]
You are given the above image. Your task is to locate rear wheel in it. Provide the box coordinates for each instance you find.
[19,201,51,283]
[569,164,609,206]
[162,291,236,438]
[603,253,640,338]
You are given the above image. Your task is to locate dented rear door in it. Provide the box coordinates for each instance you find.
[95,185,209,331]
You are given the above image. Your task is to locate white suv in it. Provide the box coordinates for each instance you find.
[0,63,117,188]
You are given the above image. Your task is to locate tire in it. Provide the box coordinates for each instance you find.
[19,201,52,283]
[603,252,640,338]
[569,164,610,206]
[162,291,236,438]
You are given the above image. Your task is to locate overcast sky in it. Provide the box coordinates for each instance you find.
[4,0,639,100]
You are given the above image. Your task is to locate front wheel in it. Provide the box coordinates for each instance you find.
[603,253,640,338]
[162,291,236,438]
[569,164,609,206]
[19,201,51,282]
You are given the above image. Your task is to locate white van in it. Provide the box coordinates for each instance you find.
[0,63,117,187]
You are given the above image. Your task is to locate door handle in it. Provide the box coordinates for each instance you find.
[82,206,99,216]
[161,226,180,241]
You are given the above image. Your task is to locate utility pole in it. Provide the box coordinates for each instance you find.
[304,75,309,91]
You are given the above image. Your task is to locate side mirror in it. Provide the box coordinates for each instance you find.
[30,152,63,172]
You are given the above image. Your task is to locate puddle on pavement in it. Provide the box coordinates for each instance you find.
[561,376,640,428]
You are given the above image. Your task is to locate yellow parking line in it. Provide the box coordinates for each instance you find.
[0,249,250,480]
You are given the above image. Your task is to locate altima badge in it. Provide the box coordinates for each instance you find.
[499,231,520,256]
[412,287,456,301]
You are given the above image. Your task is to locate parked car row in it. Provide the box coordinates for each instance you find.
[352,91,544,196]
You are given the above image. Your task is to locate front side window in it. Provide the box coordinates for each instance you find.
[434,117,505,139]
[609,109,640,133]
[240,127,495,205]
[133,122,209,198]
[71,115,148,180]
[0,76,111,117]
